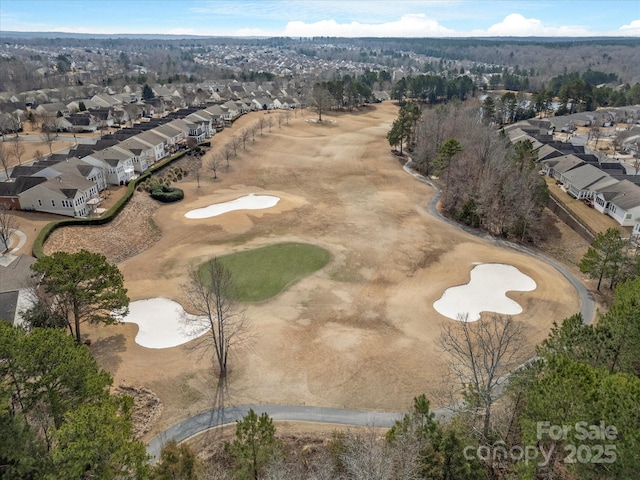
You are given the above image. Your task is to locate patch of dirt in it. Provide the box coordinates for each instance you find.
[114,384,163,439]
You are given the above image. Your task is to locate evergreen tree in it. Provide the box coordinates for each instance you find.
[579,228,626,290]
[227,409,281,480]
[142,83,154,100]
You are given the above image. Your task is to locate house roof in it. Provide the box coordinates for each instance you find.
[89,146,133,163]
[598,180,640,210]
[0,176,47,197]
[537,144,564,162]
[561,164,614,190]
[10,165,46,178]
[0,253,36,293]
[549,155,585,174]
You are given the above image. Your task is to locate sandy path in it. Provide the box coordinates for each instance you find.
[46,104,580,440]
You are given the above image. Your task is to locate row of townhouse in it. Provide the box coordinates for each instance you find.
[0,106,222,218]
[505,118,640,238]
[3,78,311,138]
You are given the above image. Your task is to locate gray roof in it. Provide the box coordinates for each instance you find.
[561,164,615,190]
[551,155,585,174]
[0,254,36,293]
[597,180,640,210]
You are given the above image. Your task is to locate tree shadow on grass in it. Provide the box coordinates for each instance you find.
[89,333,127,374]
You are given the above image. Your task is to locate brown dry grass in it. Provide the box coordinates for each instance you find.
[40,103,581,442]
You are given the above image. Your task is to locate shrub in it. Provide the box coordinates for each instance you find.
[149,185,184,203]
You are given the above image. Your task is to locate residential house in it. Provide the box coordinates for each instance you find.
[115,137,155,172]
[558,164,618,199]
[134,130,168,162]
[44,157,107,192]
[18,172,98,217]
[0,254,37,327]
[221,100,242,121]
[91,93,121,108]
[202,105,226,131]
[0,177,47,210]
[594,180,640,226]
[186,111,215,138]
[152,122,185,153]
[82,147,136,185]
[62,113,99,133]
[34,102,69,118]
[91,109,115,129]
[541,154,584,179]
[536,144,565,162]
[66,98,100,112]
[252,97,274,111]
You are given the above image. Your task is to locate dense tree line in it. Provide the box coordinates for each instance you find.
[408,100,548,242]
[391,74,475,104]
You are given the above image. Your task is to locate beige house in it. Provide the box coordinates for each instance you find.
[82,147,136,185]
[135,130,169,161]
[18,172,98,217]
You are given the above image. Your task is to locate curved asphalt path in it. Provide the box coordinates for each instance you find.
[147,405,404,461]
[146,158,595,462]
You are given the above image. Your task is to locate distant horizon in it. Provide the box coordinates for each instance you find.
[0,1,638,38]
[3,30,640,41]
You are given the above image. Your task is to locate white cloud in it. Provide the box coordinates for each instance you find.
[619,19,640,35]
[282,14,456,37]
[484,13,591,37]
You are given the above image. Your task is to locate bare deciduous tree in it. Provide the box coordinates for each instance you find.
[222,143,233,168]
[6,113,22,137]
[439,313,529,442]
[33,149,45,163]
[0,205,19,251]
[41,120,57,154]
[249,123,259,142]
[310,83,334,122]
[0,141,10,178]
[209,153,221,180]
[267,116,274,132]
[240,128,250,150]
[277,113,284,128]
[182,258,251,377]
[230,136,241,157]
[9,138,25,166]
[340,427,394,480]
[257,117,267,136]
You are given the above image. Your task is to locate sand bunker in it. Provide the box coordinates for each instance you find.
[433,263,537,322]
[185,194,280,219]
[121,298,208,348]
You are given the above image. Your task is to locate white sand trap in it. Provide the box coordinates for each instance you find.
[185,194,280,219]
[121,298,209,349]
[433,263,537,322]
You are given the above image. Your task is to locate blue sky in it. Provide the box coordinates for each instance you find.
[1,0,638,37]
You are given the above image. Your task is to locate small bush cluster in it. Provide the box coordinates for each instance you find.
[149,185,184,203]
[137,166,189,193]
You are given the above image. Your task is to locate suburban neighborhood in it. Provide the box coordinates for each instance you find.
[1,7,640,477]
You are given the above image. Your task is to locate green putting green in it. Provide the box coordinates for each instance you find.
[201,242,331,302]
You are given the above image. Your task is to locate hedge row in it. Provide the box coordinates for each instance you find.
[32,149,192,258]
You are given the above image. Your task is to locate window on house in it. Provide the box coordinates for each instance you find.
[51,200,56,207]
[37,199,42,207]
